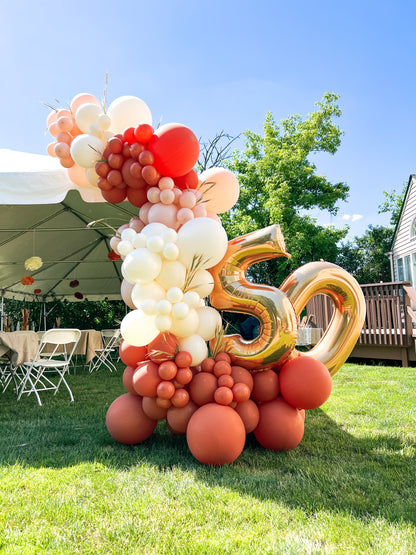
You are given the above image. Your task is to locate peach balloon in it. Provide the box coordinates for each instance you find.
[148,203,179,229]
[121,279,135,309]
[70,93,101,115]
[198,167,240,214]
[129,217,145,232]
[139,202,152,225]
[206,211,221,223]
[67,164,90,187]
[48,122,60,137]
[46,110,58,127]
[47,142,57,157]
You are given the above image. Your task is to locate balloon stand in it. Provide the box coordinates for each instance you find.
[44,91,366,466]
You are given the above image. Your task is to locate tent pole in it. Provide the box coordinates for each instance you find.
[43,301,47,331]
[0,291,4,332]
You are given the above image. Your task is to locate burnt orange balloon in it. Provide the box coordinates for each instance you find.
[209,225,298,370]
[251,369,279,403]
[119,341,147,367]
[279,357,332,409]
[187,404,246,466]
[122,366,137,395]
[279,261,366,376]
[171,388,190,408]
[231,366,254,391]
[254,397,304,451]
[214,386,233,406]
[147,333,179,363]
[189,372,217,405]
[232,382,251,403]
[132,361,161,397]
[106,393,157,445]
[166,400,198,434]
[234,399,259,433]
[142,395,168,420]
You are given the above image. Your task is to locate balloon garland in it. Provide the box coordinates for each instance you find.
[46,92,366,466]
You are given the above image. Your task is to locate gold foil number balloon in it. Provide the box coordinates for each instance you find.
[209,225,298,369]
[279,261,366,376]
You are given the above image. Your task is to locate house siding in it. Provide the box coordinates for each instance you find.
[392,175,416,284]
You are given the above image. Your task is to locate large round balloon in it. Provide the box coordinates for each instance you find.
[148,123,199,178]
[107,96,152,134]
[70,134,105,168]
[106,393,156,444]
[176,218,228,270]
[254,397,304,451]
[187,404,246,465]
[279,357,332,409]
[120,309,159,346]
[198,167,240,214]
[119,341,147,367]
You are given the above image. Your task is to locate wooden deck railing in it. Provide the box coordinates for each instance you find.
[306,281,415,351]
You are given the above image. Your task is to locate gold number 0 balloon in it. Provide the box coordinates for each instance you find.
[209,224,298,370]
[280,261,366,376]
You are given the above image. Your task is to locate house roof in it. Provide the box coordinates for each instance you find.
[390,174,416,250]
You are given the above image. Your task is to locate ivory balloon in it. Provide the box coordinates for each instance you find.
[198,167,240,214]
[120,309,159,346]
[75,103,103,134]
[131,281,166,308]
[186,269,214,298]
[178,334,208,366]
[156,260,186,289]
[70,134,105,168]
[170,309,199,338]
[122,249,162,284]
[176,218,228,269]
[107,95,152,134]
[196,306,222,341]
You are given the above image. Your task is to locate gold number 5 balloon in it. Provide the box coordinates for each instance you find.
[209,225,298,369]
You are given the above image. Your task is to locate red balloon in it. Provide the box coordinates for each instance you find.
[126,186,148,208]
[148,123,200,178]
[106,393,156,445]
[123,127,136,145]
[279,357,332,409]
[119,341,147,367]
[101,188,127,204]
[234,399,259,433]
[132,361,161,397]
[251,369,279,403]
[167,400,198,435]
[135,123,154,144]
[187,404,246,465]
[122,366,137,395]
[254,397,304,451]
[173,169,199,190]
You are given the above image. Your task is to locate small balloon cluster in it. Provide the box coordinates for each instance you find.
[45,90,337,466]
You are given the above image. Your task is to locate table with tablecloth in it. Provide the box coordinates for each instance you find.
[0,331,40,366]
[36,329,103,363]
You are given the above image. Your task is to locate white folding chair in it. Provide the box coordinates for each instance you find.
[0,359,25,394]
[88,329,121,373]
[17,329,81,406]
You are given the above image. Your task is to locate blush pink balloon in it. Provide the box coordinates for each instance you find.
[129,217,145,232]
[117,224,130,234]
[67,164,90,187]
[206,211,222,223]
[177,207,194,225]
[48,122,60,137]
[110,236,121,252]
[193,205,207,218]
[70,93,101,115]
[160,189,175,205]
[148,203,179,229]
[46,110,58,127]
[139,202,153,225]
[121,279,136,309]
[198,167,240,214]
[47,142,57,157]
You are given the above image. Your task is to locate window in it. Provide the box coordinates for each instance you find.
[405,255,412,281]
[411,217,416,238]
[397,258,404,281]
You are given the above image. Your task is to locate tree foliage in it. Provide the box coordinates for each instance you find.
[378,182,407,227]
[220,92,349,285]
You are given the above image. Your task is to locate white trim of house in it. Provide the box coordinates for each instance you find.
[391,174,416,287]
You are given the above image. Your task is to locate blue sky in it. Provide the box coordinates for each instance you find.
[1,0,415,239]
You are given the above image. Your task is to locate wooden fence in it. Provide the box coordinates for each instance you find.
[306,281,416,366]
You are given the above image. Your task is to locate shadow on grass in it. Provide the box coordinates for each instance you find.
[1,368,415,525]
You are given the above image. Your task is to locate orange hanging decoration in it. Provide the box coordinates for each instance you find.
[21,276,34,285]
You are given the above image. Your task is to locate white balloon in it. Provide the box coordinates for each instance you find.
[146,235,164,253]
[141,299,158,315]
[176,217,228,269]
[117,241,134,257]
[85,168,99,187]
[141,223,167,237]
[161,229,177,244]
[155,315,172,332]
[107,95,152,134]
[121,228,137,242]
[132,234,147,249]
[75,103,103,134]
[97,113,111,131]
[170,309,199,338]
[131,281,166,308]
[156,260,186,289]
[120,310,159,346]
[172,302,189,320]
[182,291,200,308]
[196,306,222,340]
[166,287,183,303]
[122,248,162,284]
[186,269,214,298]
[157,299,172,315]
[179,334,208,366]
[163,243,179,261]
[70,134,105,168]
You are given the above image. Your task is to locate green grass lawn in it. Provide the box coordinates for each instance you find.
[0,361,415,554]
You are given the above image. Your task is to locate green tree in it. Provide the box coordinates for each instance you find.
[378,182,407,226]
[336,225,393,284]
[220,92,349,285]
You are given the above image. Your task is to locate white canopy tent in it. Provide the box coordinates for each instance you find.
[0,149,138,328]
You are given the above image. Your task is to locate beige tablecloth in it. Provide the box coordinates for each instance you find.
[0,331,39,366]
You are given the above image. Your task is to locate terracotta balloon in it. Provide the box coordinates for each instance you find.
[234,400,259,433]
[279,357,332,409]
[254,397,304,451]
[142,395,168,420]
[166,400,198,434]
[230,365,253,391]
[251,369,279,403]
[122,366,137,395]
[188,372,217,405]
[279,261,366,375]
[132,361,161,397]
[187,404,246,465]
[119,341,147,367]
[209,225,298,370]
[106,393,157,445]
[148,123,199,178]
[147,333,179,363]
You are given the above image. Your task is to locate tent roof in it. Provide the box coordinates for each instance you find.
[0,149,138,301]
